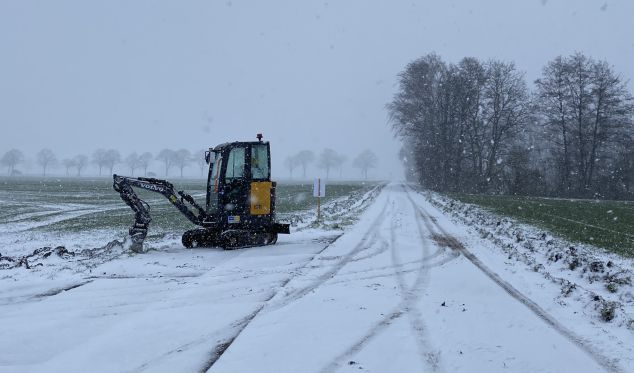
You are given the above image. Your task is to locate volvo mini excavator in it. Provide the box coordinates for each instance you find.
[113,134,290,252]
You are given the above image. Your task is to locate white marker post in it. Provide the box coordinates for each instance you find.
[313,177,326,221]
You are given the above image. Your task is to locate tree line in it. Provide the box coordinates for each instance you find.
[283,148,378,180]
[0,148,209,178]
[389,52,634,200]
[1,146,379,180]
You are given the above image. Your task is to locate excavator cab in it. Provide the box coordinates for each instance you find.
[203,139,283,230]
[113,135,289,252]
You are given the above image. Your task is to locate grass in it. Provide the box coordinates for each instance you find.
[0,177,375,236]
[449,193,634,257]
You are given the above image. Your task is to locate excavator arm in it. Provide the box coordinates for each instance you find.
[113,175,207,252]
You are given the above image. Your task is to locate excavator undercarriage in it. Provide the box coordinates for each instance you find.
[113,137,289,252]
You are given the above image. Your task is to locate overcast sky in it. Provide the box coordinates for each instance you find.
[1,0,632,179]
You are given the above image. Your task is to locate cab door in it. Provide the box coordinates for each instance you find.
[206,151,221,215]
[248,143,272,217]
[220,146,248,223]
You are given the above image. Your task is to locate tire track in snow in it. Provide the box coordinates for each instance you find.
[387,194,440,371]
[323,255,459,287]
[321,244,453,286]
[265,199,390,311]
[348,236,390,263]
[201,233,346,371]
[128,306,272,373]
[198,294,281,373]
[203,197,390,371]
[0,280,94,306]
[322,189,450,372]
[405,186,622,373]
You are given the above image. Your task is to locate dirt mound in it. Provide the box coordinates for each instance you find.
[0,239,127,270]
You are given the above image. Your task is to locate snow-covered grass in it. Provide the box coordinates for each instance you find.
[0,177,383,271]
[424,189,634,328]
[449,193,634,257]
[0,177,379,256]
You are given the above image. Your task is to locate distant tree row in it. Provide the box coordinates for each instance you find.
[0,148,208,178]
[283,149,377,179]
[0,148,62,177]
[1,146,379,180]
[389,52,634,200]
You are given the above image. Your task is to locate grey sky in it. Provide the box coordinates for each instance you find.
[1,0,632,178]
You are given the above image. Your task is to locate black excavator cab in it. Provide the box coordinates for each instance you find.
[113,135,289,252]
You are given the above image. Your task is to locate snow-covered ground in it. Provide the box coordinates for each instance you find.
[425,191,634,325]
[1,183,632,372]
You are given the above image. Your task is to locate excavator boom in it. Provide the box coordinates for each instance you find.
[113,175,206,252]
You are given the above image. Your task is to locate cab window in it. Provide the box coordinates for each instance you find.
[251,144,270,179]
[211,153,222,192]
[225,147,245,179]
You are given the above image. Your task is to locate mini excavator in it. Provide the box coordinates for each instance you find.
[113,134,290,252]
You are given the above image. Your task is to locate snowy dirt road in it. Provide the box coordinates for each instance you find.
[1,183,630,372]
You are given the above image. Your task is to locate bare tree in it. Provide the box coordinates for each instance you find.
[578,58,633,194]
[93,149,108,176]
[196,149,208,177]
[536,53,634,197]
[457,57,488,190]
[295,150,314,178]
[480,61,530,189]
[104,149,120,175]
[335,154,347,178]
[125,152,140,176]
[173,149,191,178]
[138,152,153,177]
[36,148,57,176]
[352,150,378,179]
[388,53,450,190]
[503,146,545,196]
[398,146,418,182]
[1,149,24,175]
[535,56,573,194]
[73,154,88,177]
[317,148,340,179]
[389,54,529,193]
[390,52,633,199]
[62,158,77,176]
[156,149,176,177]
[613,144,634,196]
[284,155,298,178]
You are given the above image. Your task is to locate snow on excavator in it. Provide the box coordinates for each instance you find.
[113,134,290,252]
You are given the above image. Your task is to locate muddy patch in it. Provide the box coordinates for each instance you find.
[431,234,465,252]
[0,246,75,269]
[33,281,92,298]
[0,239,127,272]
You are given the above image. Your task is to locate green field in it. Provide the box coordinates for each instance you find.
[450,194,634,257]
[0,177,374,240]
